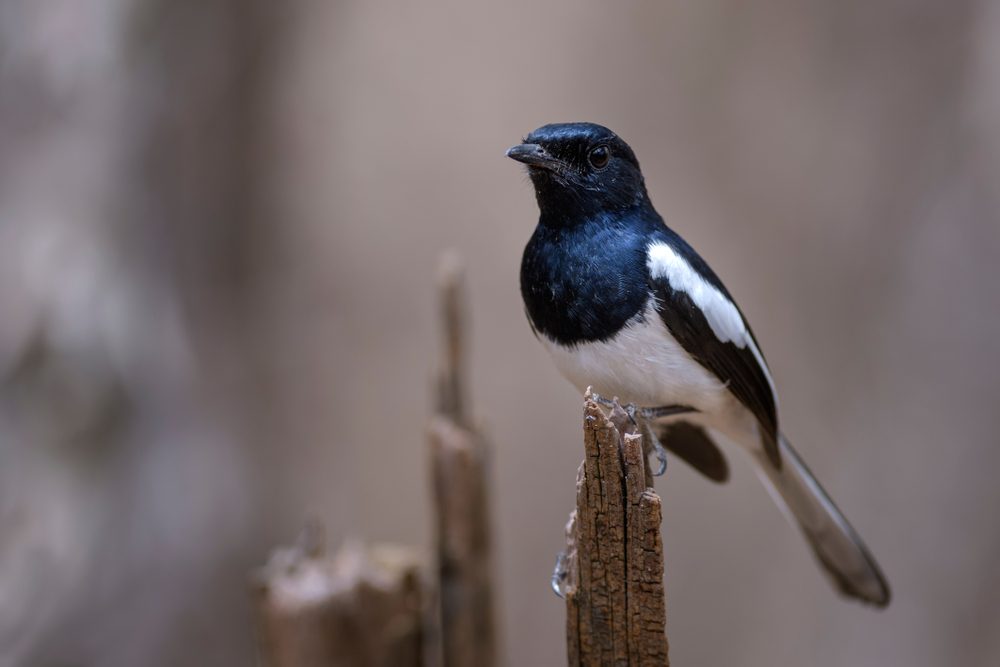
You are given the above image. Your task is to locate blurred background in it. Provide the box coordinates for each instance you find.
[2,0,999,665]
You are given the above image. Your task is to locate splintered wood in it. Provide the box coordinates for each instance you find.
[254,538,425,667]
[563,396,669,666]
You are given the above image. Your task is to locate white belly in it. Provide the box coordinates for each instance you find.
[540,303,730,412]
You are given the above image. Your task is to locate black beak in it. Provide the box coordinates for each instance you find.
[506,143,561,170]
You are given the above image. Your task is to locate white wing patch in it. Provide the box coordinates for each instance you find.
[646,241,776,395]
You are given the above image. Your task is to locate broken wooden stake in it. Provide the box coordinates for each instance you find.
[562,393,670,666]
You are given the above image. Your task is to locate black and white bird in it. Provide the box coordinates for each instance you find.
[508,122,890,607]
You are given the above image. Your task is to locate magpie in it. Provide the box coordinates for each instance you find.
[507,122,890,607]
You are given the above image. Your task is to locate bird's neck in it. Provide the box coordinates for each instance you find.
[530,170,652,228]
[536,194,654,230]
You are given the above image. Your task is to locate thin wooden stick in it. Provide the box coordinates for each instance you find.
[563,392,670,666]
[429,251,497,667]
[435,250,468,428]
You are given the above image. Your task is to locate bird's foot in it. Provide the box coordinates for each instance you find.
[551,550,569,598]
[591,392,695,422]
[590,392,698,477]
[589,391,617,410]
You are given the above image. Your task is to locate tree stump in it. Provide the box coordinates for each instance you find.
[563,394,669,666]
[254,533,425,667]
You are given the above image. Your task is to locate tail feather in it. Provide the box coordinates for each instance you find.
[755,434,891,607]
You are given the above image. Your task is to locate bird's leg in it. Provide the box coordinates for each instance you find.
[628,404,698,477]
[639,404,697,420]
[550,550,569,598]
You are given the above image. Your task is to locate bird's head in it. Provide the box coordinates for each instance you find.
[507,122,647,224]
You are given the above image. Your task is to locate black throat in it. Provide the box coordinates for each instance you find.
[528,168,646,227]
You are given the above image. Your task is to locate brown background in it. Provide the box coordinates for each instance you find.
[2,1,999,665]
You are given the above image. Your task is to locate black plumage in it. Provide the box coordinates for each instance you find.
[516,123,779,464]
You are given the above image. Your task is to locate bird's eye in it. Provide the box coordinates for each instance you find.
[588,145,610,169]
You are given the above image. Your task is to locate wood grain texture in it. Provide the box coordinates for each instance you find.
[564,395,669,666]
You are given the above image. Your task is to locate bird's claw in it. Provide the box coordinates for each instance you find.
[647,424,669,476]
[551,551,569,598]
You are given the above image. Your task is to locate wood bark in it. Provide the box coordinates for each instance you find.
[254,535,425,667]
[429,254,497,667]
[564,395,669,666]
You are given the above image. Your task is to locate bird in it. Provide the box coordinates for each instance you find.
[507,122,890,607]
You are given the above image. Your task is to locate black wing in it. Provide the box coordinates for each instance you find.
[649,270,781,468]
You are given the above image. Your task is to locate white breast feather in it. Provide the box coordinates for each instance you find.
[540,303,729,410]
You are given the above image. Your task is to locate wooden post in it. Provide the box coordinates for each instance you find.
[254,529,425,667]
[428,252,498,667]
[563,393,670,666]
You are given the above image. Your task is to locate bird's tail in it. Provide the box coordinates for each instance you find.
[754,433,891,607]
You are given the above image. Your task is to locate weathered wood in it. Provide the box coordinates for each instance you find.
[254,535,425,667]
[429,253,498,667]
[564,394,670,666]
[429,418,497,667]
